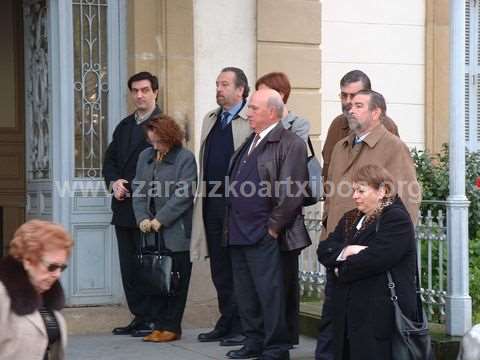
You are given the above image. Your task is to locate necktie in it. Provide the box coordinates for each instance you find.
[220,111,230,128]
[352,137,363,147]
[248,134,260,155]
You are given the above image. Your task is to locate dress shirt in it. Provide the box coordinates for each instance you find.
[247,122,278,154]
[221,100,244,127]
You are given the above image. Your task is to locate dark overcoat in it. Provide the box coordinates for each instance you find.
[102,106,160,227]
[317,197,418,360]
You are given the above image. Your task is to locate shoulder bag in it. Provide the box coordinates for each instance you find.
[287,120,323,206]
[375,216,434,360]
[387,271,434,360]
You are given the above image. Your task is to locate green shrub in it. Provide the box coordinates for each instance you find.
[412,144,480,323]
[412,144,480,237]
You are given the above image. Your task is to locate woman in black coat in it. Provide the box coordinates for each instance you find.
[317,164,418,360]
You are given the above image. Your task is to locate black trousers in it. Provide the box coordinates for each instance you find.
[315,273,335,360]
[115,226,152,320]
[281,250,300,346]
[150,251,192,333]
[230,235,290,359]
[203,196,242,334]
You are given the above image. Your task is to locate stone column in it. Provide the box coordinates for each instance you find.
[446,0,471,336]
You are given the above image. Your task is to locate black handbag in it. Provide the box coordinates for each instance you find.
[387,271,434,360]
[137,231,179,296]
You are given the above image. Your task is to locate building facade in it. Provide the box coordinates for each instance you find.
[0,0,469,315]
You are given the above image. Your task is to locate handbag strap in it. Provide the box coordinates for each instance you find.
[376,217,422,302]
[139,229,169,254]
[154,230,169,253]
[307,137,316,158]
[287,117,315,157]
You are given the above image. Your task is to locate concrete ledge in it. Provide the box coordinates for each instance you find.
[299,306,461,360]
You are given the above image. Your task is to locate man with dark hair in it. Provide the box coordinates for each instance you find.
[103,71,161,337]
[321,70,398,182]
[315,89,420,360]
[191,67,252,346]
[225,88,309,360]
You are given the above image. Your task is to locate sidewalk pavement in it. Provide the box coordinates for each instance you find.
[67,329,317,360]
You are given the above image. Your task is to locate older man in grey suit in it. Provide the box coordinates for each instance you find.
[191,67,252,346]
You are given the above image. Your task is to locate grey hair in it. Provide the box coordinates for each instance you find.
[267,95,284,119]
[354,89,387,115]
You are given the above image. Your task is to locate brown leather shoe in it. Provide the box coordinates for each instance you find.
[143,330,180,343]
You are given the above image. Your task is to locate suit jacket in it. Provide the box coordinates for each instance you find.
[132,146,197,252]
[190,105,252,261]
[317,197,417,360]
[321,113,399,181]
[0,257,67,360]
[323,124,420,238]
[225,122,311,251]
[103,106,161,227]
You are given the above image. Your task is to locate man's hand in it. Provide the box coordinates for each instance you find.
[268,228,279,239]
[151,219,162,232]
[113,179,129,200]
[342,245,368,259]
[139,219,152,233]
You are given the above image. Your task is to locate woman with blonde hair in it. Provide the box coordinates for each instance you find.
[0,220,74,360]
[317,164,419,360]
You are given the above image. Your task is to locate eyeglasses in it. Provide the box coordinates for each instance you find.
[41,259,68,273]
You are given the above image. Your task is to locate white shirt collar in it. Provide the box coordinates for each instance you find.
[248,122,278,153]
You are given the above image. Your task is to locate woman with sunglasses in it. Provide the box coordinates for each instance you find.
[0,220,73,360]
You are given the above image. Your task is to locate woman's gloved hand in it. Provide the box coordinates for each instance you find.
[150,219,162,232]
[139,219,152,233]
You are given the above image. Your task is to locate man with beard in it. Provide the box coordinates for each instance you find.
[321,70,398,183]
[315,90,420,360]
[191,67,252,346]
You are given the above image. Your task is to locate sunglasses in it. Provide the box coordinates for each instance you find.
[41,259,68,273]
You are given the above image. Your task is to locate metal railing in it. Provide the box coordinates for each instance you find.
[300,201,447,323]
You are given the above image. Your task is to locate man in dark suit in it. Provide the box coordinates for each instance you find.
[225,89,310,360]
[103,71,161,337]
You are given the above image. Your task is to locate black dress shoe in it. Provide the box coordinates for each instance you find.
[220,334,246,346]
[112,318,142,335]
[131,322,155,337]
[226,346,262,359]
[197,328,228,342]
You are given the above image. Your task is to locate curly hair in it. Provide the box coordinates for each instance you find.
[9,220,74,263]
[144,114,184,149]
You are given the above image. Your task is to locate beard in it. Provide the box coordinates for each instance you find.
[347,114,363,134]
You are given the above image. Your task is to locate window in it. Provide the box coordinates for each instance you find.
[73,0,109,178]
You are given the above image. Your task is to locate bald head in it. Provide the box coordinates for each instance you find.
[247,89,284,133]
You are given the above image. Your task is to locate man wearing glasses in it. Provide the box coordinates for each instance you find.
[321,70,398,184]
[316,70,399,360]
[103,71,161,338]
